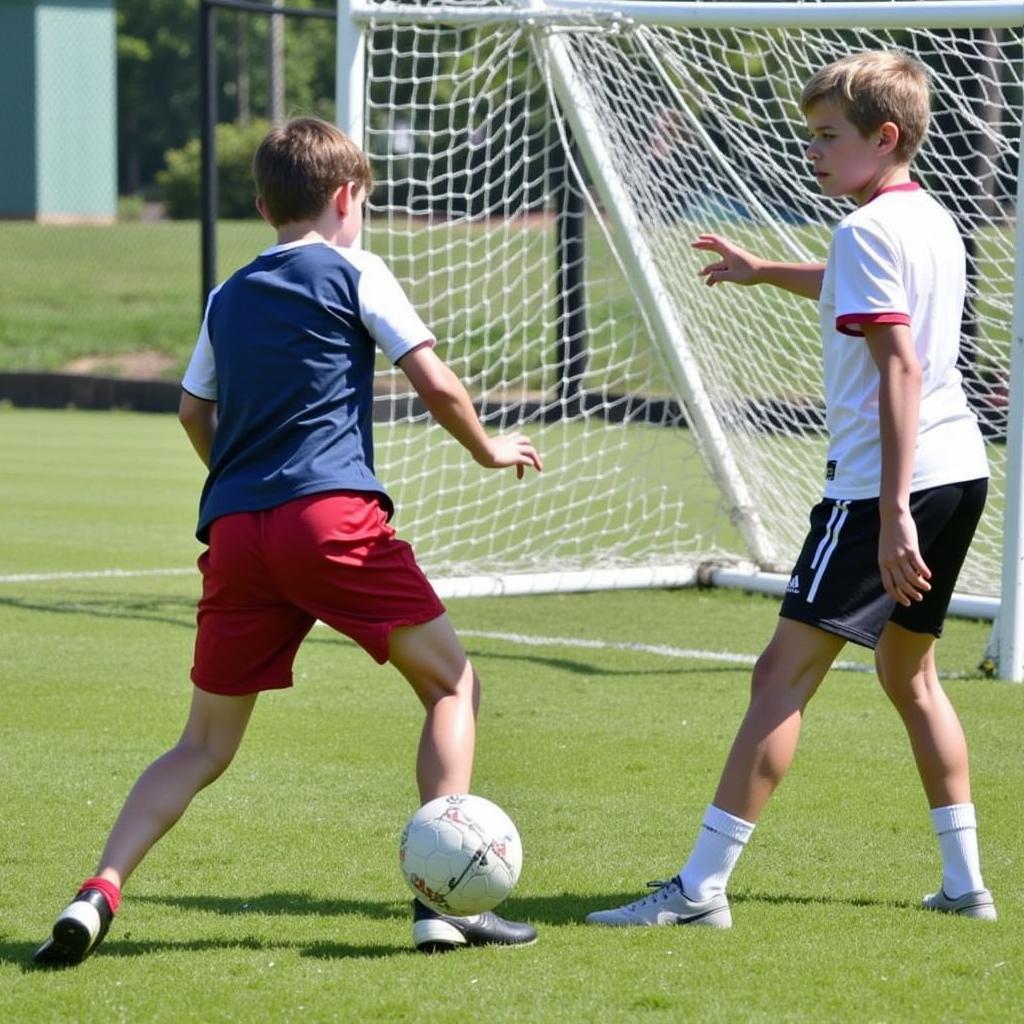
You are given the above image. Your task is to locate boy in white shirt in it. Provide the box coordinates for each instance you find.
[588,51,995,928]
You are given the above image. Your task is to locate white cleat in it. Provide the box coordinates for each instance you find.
[922,888,997,921]
[586,877,732,928]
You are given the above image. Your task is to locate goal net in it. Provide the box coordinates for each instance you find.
[342,0,1022,614]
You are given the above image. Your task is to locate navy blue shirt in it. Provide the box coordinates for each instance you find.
[182,240,432,542]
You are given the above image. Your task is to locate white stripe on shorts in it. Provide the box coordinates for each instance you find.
[807,500,850,603]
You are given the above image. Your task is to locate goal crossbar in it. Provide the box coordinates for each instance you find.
[349,1,1024,30]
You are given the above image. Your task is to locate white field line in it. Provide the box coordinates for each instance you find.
[0,566,891,676]
[0,568,196,583]
[456,628,875,674]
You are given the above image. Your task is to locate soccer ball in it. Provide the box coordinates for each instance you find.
[399,794,523,916]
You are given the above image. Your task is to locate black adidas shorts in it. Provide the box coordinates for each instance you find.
[779,478,987,649]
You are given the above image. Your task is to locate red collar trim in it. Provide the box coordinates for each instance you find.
[868,181,920,202]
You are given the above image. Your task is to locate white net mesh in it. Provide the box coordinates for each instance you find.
[358,1,1020,598]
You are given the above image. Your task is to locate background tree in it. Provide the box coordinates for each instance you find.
[117,0,335,198]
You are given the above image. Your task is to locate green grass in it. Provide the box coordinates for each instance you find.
[0,221,270,377]
[1,407,1021,1023]
[0,216,1012,409]
[0,405,746,579]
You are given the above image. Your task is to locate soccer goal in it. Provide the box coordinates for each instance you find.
[337,0,1024,680]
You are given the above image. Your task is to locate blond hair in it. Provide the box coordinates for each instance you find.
[253,117,374,226]
[800,51,930,162]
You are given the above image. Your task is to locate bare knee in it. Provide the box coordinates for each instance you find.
[750,645,802,705]
[389,616,480,710]
[877,661,938,716]
[748,628,839,711]
[420,658,479,711]
[172,735,237,790]
[875,625,940,713]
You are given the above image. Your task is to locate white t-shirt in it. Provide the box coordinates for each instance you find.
[817,183,988,499]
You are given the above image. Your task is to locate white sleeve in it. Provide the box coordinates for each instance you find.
[181,290,220,400]
[832,222,909,336]
[356,255,434,363]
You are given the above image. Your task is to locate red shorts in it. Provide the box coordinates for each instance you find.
[191,491,446,695]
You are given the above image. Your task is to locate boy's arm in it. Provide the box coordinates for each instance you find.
[863,322,931,607]
[178,390,217,468]
[397,345,542,479]
[692,234,824,299]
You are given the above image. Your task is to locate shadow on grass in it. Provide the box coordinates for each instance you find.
[140,886,914,925]
[731,888,914,911]
[510,888,914,922]
[0,592,197,632]
[132,891,409,920]
[1,936,406,974]
[101,936,406,963]
[2,887,917,972]
[461,646,744,678]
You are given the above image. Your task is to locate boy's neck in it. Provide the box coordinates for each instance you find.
[855,164,912,206]
[275,224,327,246]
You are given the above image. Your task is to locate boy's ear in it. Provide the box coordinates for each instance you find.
[335,182,355,217]
[878,121,900,155]
[255,195,275,226]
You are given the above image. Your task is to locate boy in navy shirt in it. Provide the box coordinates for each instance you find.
[35,118,542,966]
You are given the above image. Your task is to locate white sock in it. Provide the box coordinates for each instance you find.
[679,804,756,901]
[930,803,985,898]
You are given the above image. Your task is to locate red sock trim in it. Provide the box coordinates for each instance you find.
[79,876,121,915]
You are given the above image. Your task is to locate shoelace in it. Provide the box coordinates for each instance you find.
[626,878,678,909]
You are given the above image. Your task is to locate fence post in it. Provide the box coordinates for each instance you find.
[199,0,218,310]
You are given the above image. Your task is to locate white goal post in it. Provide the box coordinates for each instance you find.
[336,0,1024,681]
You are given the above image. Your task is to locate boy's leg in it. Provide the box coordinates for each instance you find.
[34,687,257,967]
[712,618,846,821]
[387,614,536,951]
[387,614,478,802]
[95,687,258,886]
[875,622,995,919]
[874,622,969,809]
[587,618,845,928]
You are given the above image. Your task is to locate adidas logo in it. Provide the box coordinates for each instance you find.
[786,574,800,595]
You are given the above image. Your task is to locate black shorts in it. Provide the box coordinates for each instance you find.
[779,478,987,649]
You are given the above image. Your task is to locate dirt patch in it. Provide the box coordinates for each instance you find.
[64,350,175,380]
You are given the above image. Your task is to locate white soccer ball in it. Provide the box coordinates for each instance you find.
[399,794,523,916]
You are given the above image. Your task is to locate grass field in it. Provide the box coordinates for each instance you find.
[1,406,1021,1023]
[0,217,1011,405]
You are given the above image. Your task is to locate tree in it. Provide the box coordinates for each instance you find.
[117,0,336,197]
[118,0,202,195]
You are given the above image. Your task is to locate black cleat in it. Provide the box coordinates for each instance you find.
[412,899,537,953]
[33,889,115,969]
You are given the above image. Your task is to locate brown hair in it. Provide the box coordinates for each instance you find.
[252,117,374,226]
[800,51,930,162]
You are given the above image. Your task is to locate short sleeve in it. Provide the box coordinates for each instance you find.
[831,222,910,337]
[356,255,434,363]
[181,289,220,400]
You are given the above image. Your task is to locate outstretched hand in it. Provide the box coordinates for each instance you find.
[477,433,543,479]
[692,234,763,287]
[878,510,932,607]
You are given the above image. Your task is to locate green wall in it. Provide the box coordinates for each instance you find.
[0,3,38,214]
[0,1,116,221]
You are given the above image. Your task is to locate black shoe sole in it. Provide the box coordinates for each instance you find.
[415,940,459,955]
[33,921,93,969]
[33,890,114,969]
